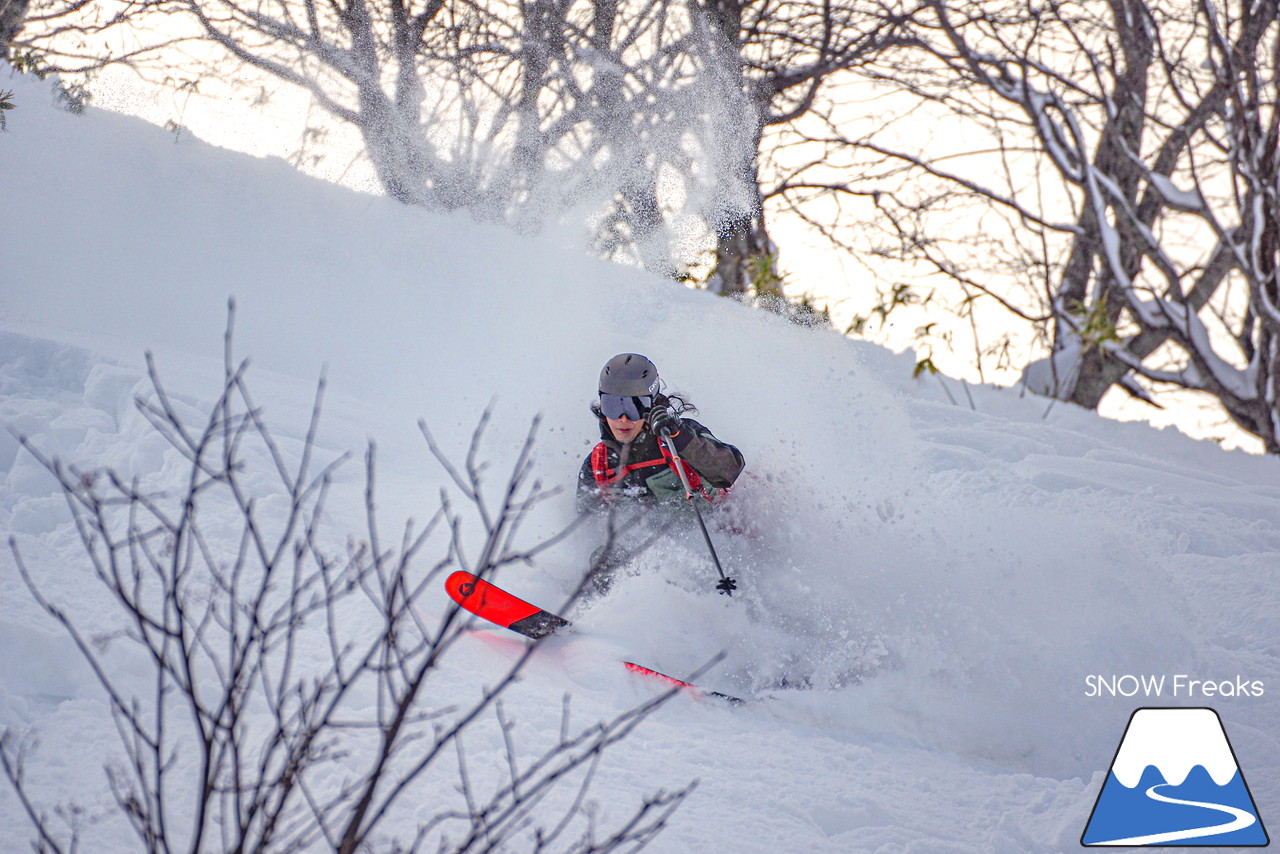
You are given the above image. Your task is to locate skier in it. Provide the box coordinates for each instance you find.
[577,353,744,593]
[578,353,744,511]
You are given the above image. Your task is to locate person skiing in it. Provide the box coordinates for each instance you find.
[577,353,744,594]
[577,353,745,514]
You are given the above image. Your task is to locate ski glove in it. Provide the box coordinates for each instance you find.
[646,405,679,437]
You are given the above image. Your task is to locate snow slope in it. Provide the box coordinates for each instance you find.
[3,66,1279,852]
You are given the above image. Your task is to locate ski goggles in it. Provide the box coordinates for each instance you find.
[599,393,653,421]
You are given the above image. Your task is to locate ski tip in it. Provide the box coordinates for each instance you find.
[445,570,477,600]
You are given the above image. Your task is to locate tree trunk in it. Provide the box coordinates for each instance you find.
[693,0,776,295]
[356,88,428,206]
[1,0,29,45]
[708,207,773,295]
[705,92,774,295]
[1054,0,1154,409]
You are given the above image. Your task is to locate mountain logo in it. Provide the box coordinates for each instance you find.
[1082,707,1269,847]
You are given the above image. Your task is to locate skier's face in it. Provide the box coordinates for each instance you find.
[606,413,644,443]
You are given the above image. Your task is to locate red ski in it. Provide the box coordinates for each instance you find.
[623,661,745,705]
[445,570,570,639]
[444,571,743,704]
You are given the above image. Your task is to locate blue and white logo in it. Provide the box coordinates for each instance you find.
[1082,707,1269,846]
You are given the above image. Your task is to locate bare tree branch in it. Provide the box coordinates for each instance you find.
[2,313,689,852]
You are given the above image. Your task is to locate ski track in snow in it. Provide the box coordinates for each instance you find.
[2,65,1278,853]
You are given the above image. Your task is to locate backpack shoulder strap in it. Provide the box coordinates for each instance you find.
[590,442,612,489]
[591,441,669,494]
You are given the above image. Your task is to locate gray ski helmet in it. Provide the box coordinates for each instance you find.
[598,353,660,397]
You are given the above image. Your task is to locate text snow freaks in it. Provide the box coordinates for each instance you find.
[1085,675,1264,699]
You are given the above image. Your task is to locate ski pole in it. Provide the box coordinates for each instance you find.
[657,428,737,596]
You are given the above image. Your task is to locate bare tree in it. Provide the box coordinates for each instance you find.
[683,0,918,296]
[29,0,820,281]
[829,0,1280,449]
[11,0,924,296]
[9,0,749,275]
[3,0,182,75]
[2,313,689,852]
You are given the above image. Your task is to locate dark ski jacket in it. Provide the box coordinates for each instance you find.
[577,411,745,513]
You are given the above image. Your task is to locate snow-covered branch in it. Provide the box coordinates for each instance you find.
[846,0,1280,450]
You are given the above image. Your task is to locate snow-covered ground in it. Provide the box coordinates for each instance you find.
[3,66,1278,852]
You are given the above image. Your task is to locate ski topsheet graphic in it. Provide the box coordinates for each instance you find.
[1082,707,1269,847]
[445,570,570,639]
